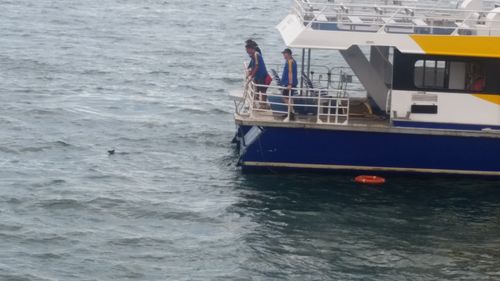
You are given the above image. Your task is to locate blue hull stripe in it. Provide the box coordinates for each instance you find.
[238,125,500,175]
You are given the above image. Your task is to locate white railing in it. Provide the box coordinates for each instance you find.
[236,78,351,125]
[267,63,360,90]
[293,0,500,36]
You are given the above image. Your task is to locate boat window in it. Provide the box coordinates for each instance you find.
[449,61,485,91]
[414,60,446,89]
[414,60,486,91]
[466,62,485,92]
[448,62,466,90]
[393,50,500,94]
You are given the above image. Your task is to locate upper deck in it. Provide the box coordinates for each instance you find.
[278,0,500,56]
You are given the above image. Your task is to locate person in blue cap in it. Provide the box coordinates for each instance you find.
[281,48,298,120]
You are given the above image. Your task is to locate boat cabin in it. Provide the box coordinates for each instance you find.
[233,0,500,132]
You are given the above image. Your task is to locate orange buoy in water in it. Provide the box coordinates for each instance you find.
[354,175,386,185]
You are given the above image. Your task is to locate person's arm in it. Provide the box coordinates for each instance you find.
[287,59,293,89]
[249,53,259,78]
[281,62,288,87]
[293,60,298,86]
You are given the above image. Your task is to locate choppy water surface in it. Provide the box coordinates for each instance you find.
[1,0,500,280]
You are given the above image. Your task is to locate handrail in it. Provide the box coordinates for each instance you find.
[268,63,356,89]
[294,0,500,36]
[298,0,499,12]
[238,79,351,125]
[451,9,479,35]
[376,6,403,33]
[305,6,328,29]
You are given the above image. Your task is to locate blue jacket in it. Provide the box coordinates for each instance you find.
[248,52,268,81]
[281,58,298,87]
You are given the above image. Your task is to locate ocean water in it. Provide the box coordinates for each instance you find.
[1,0,500,280]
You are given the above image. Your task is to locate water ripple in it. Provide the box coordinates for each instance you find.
[1,0,499,280]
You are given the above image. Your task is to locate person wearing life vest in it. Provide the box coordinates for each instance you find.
[281,48,298,120]
[246,43,269,104]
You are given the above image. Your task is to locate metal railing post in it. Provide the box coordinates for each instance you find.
[317,93,322,124]
[334,99,339,124]
[300,49,305,95]
[328,99,333,124]
[346,99,350,124]
[307,49,312,85]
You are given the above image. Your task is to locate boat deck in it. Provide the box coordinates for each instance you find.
[231,70,389,130]
[246,109,390,129]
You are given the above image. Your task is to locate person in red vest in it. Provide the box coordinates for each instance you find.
[246,43,270,107]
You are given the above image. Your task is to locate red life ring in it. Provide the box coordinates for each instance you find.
[354,175,386,185]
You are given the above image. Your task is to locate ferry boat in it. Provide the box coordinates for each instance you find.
[232,0,500,176]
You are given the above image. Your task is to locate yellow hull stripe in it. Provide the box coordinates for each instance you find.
[473,94,500,105]
[243,161,500,176]
[410,35,500,58]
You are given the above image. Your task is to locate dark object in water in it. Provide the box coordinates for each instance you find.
[107,149,115,155]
